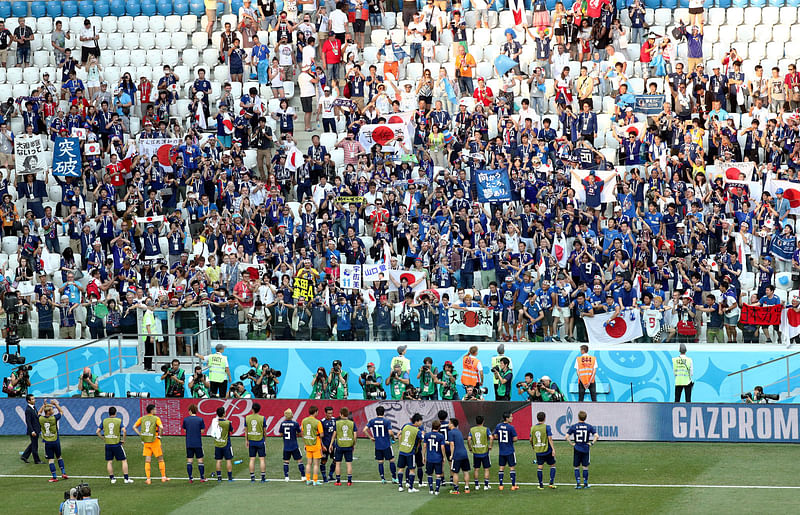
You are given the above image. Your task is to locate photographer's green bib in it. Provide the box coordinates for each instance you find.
[329,372,348,399]
[246,413,265,442]
[419,367,437,396]
[335,419,355,448]
[390,376,406,400]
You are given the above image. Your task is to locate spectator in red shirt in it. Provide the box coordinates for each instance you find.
[784,63,800,111]
[321,33,343,87]
[473,78,494,107]
[640,34,657,79]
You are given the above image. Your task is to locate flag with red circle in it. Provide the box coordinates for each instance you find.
[766,177,800,215]
[584,309,643,345]
[780,307,800,345]
[357,123,410,153]
[448,307,493,337]
[719,162,755,184]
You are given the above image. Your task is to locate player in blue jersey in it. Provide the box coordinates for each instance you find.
[531,411,557,490]
[278,408,306,481]
[423,420,446,495]
[565,410,598,489]
[437,409,453,486]
[397,413,424,492]
[493,411,519,491]
[363,406,398,483]
[320,406,337,482]
[447,419,471,495]
[182,404,207,483]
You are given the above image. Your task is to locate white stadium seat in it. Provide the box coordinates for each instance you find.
[162,49,179,68]
[156,33,172,50]
[780,7,798,25]
[171,32,188,51]
[118,16,134,34]
[762,7,780,26]
[108,32,123,51]
[6,68,22,85]
[150,15,166,33]
[123,33,140,51]
[133,16,150,34]
[140,33,156,50]
[727,8,744,26]
[192,31,209,50]
[130,49,147,67]
[23,68,39,85]
[743,7,762,26]
[165,15,181,33]
[146,50,163,67]
[182,49,199,69]
[181,15,197,33]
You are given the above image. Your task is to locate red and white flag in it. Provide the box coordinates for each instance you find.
[552,233,567,268]
[285,147,302,171]
[781,306,800,345]
[584,309,643,344]
[388,270,427,294]
[85,142,100,156]
[135,215,166,226]
[195,102,208,130]
[766,177,800,215]
[720,162,755,183]
[508,0,527,26]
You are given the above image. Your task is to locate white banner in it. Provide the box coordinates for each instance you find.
[137,137,182,158]
[570,169,618,204]
[358,123,410,152]
[448,307,493,337]
[15,135,45,175]
[339,264,362,290]
[389,270,427,294]
[584,309,643,344]
[363,262,389,283]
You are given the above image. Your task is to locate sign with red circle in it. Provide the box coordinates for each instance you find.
[605,318,627,338]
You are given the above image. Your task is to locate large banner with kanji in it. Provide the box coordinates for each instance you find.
[448,308,493,337]
[52,137,81,177]
[740,304,783,326]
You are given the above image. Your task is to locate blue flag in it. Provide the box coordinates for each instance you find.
[494,55,518,77]
[444,78,458,106]
[771,234,797,262]
[52,137,81,177]
[475,169,512,203]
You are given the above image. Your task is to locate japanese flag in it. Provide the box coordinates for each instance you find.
[85,142,100,156]
[584,309,643,344]
[552,233,567,268]
[135,215,166,226]
[195,102,207,130]
[285,147,302,171]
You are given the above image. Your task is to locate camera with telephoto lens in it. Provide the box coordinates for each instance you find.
[491,366,500,374]
[516,381,528,388]
[741,392,780,402]
[240,369,258,381]
[160,364,173,375]
[64,481,89,501]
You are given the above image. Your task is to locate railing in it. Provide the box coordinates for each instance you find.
[134,326,213,370]
[27,333,127,395]
[726,351,800,398]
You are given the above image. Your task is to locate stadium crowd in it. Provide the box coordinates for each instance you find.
[0,0,796,360]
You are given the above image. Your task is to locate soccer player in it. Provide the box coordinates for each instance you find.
[493,411,519,491]
[447,418,471,494]
[397,413,424,492]
[467,415,492,490]
[133,403,169,484]
[363,406,398,483]
[423,420,445,495]
[278,409,306,481]
[320,406,336,482]
[182,404,207,483]
[437,409,453,486]
[531,411,557,490]
[245,403,268,483]
[301,405,324,485]
[565,410,598,489]
[212,406,234,482]
[38,400,67,482]
[96,406,133,484]
[330,407,357,486]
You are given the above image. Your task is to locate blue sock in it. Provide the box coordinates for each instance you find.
[187,463,193,479]
[435,477,441,492]
[510,471,516,486]
[575,469,581,484]
[283,463,289,478]
[583,469,589,484]
[261,473,265,481]
[228,471,233,480]
[537,470,543,485]
[321,464,327,481]
[336,474,341,482]
[330,463,336,478]
[109,474,114,480]
[407,473,415,488]
[398,471,404,486]
[378,463,385,479]
[250,473,255,481]
[49,463,56,478]
[199,464,205,479]
[390,462,397,479]
[347,475,352,483]
[299,463,305,477]
[498,471,504,486]
[474,478,479,488]
[485,478,489,487]
[428,476,433,490]
[550,467,556,484]
[58,459,65,474]
[123,474,128,480]
[417,467,423,483]
[453,483,459,492]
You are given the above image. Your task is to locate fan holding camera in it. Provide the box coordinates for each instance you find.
[160,360,186,398]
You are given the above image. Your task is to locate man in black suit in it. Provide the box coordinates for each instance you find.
[20,393,42,464]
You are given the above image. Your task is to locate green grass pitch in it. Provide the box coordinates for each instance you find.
[0,436,797,514]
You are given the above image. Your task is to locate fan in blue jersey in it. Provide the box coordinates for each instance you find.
[278,408,306,481]
[565,410,598,489]
[492,412,519,491]
[364,406,398,484]
[447,419,471,494]
[423,420,445,495]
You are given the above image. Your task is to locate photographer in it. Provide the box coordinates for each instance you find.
[517,373,540,402]
[416,357,438,400]
[77,484,99,515]
[226,381,251,399]
[4,365,31,397]
[160,359,186,398]
[437,360,459,400]
[310,367,329,399]
[359,362,385,400]
[254,364,281,399]
[742,386,780,404]
[386,362,410,400]
[295,299,312,341]
[241,357,261,394]
[188,365,210,399]
[462,384,486,401]
[77,367,101,398]
[310,295,331,341]
[535,376,564,402]
[328,360,348,399]
[491,357,513,401]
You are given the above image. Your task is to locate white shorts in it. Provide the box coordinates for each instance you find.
[554,306,571,319]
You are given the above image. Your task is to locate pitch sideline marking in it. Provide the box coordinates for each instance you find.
[2,474,799,489]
